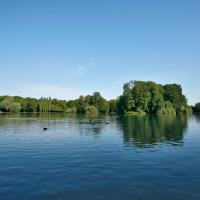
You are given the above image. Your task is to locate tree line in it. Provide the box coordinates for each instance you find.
[117,81,192,115]
[0,92,114,114]
[0,80,198,115]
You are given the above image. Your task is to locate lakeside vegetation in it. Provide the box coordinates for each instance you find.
[192,103,200,113]
[0,80,196,115]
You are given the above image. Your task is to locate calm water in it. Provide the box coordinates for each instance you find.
[0,113,200,200]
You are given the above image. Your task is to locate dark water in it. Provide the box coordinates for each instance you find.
[0,113,200,200]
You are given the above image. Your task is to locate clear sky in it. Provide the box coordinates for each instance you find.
[0,0,199,105]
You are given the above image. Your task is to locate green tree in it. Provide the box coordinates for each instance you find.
[84,95,92,104]
[91,92,109,113]
[77,96,87,113]
[39,97,52,113]
[193,103,200,113]
[0,97,21,112]
[0,80,190,115]
[163,84,187,111]
[66,100,77,113]
[109,99,117,112]
[117,80,189,115]
[157,101,176,115]
[91,92,101,106]
[97,98,109,113]
[85,105,98,115]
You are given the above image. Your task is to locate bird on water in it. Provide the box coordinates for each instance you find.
[43,128,48,131]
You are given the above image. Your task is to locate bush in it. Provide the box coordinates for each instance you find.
[179,105,192,113]
[85,105,98,115]
[66,107,77,113]
[157,101,176,115]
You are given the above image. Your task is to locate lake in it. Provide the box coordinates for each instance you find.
[0,113,200,200]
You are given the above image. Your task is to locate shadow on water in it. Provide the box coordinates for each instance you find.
[0,112,191,148]
[117,114,190,148]
[194,113,200,123]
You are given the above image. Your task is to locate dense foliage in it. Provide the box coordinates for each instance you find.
[193,103,200,113]
[117,81,191,115]
[0,80,193,114]
[0,97,21,112]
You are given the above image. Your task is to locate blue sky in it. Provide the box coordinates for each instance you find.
[0,0,199,105]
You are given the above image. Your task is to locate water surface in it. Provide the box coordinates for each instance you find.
[0,113,200,200]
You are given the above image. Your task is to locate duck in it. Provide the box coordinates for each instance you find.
[43,128,48,131]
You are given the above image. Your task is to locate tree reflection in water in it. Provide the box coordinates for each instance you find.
[0,112,191,148]
[117,114,190,148]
